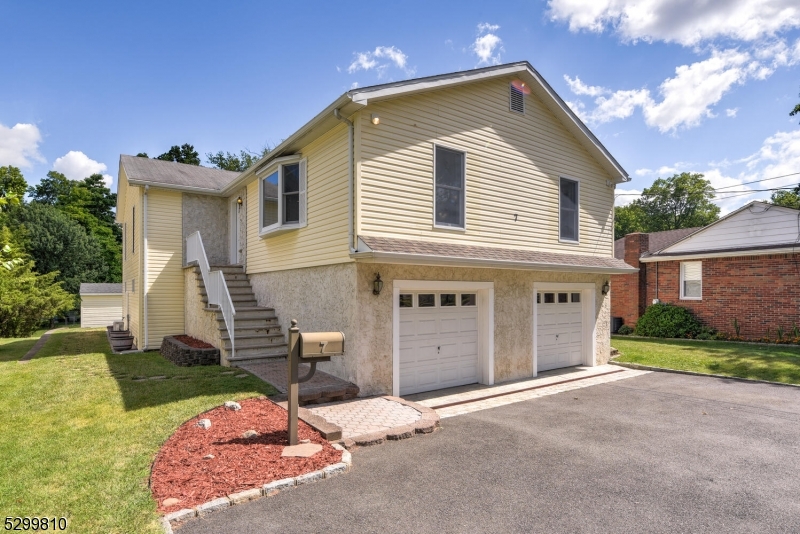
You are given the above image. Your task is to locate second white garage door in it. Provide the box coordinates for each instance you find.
[537,290,584,372]
[399,292,480,395]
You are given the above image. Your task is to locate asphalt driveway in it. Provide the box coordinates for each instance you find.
[177,372,800,533]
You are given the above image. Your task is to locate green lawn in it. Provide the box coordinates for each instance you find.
[0,329,276,533]
[612,336,800,384]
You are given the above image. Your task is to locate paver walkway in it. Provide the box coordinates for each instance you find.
[237,359,359,404]
[18,328,58,363]
[308,397,422,439]
[407,364,650,418]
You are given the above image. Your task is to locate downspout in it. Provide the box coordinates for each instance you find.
[143,185,149,349]
[333,108,357,253]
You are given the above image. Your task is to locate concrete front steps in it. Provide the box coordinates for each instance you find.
[193,265,288,365]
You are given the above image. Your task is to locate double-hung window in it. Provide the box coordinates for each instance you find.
[559,177,579,242]
[680,261,702,300]
[259,159,307,235]
[434,145,466,229]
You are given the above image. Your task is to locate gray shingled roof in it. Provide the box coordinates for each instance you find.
[360,236,635,273]
[80,283,123,294]
[614,227,703,259]
[120,155,240,192]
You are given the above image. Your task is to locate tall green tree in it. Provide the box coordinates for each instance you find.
[28,171,121,282]
[11,203,108,295]
[206,147,271,172]
[770,187,800,209]
[0,166,28,210]
[155,144,200,165]
[614,172,720,239]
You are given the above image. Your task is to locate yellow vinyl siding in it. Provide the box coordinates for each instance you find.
[80,295,123,328]
[358,77,615,257]
[118,168,143,347]
[246,123,351,273]
[146,189,185,348]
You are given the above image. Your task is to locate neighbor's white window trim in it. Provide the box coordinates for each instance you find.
[257,155,307,238]
[432,143,467,232]
[558,175,580,245]
[680,261,702,300]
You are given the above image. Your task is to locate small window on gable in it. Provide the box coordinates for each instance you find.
[509,83,525,114]
[259,160,307,235]
[681,261,702,300]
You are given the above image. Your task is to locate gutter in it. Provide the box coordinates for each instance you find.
[640,246,800,263]
[350,250,638,274]
[333,109,357,253]
[127,180,221,195]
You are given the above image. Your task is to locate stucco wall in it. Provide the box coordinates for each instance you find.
[247,261,611,396]
[183,193,229,266]
[248,263,359,384]
[184,267,223,350]
[355,263,611,395]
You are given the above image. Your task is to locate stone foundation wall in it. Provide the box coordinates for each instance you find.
[161,335,220,366]
[248,263,358,384]
[184,267,223,350]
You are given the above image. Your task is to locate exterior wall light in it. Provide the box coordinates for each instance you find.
[237,196,243,205]
[602,281,610,295]
[371,114,380,125]
[373,273,384,295]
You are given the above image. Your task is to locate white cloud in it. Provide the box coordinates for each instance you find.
[52,151,113,186]
[570,46,791,132]
[591,88,653,124]
[635,168,652,176]
[564,75,609,97]
[548,0,800,47]
[471,23,503,65]
[347,46,413,77]
[477,22,500,33]
[350,81,359,89]
[0,123,44,168]
[726,108,739,117]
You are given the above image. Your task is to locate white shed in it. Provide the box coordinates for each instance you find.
[80,283,123,328]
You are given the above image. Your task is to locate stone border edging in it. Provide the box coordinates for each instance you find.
[334,396,441,449]
[610,361,800,388]
[161,445,352,531]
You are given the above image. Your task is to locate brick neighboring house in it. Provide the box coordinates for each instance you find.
[611,201,800,339]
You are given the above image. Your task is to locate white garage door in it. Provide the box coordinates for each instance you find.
[537,291,583,372]
[399,292,480,395]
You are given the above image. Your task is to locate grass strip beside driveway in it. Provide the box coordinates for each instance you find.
[612,336,800,385]
[0,329,276,533]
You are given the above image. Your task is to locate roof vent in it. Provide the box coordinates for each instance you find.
[509,84,525,114]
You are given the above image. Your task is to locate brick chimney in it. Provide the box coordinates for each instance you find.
[611,233,649,329]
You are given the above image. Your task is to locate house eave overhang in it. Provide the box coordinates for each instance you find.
[640,246,800,263]
[125,179,224,195]
[350,250,638,274]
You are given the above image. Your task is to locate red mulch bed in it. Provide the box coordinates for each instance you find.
[151,397,342,513]
[174,335,214,349]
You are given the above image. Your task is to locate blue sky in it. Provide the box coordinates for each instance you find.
[2,0,799,213]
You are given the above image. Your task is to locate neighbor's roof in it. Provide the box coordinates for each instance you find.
[120,155,240,193]
[80,283,123,295]
[356,236,636,274]
[614,227,703,259]
[225,61,629,195]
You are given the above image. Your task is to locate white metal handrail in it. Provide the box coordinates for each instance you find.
[187,231,235,359]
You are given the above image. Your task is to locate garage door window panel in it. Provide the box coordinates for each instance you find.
[461,293,476,306]
[418,294,436,307]
[399,294,413,308]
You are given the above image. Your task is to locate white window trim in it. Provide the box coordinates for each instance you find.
[558,176,580,244]
[432,143,467,231]
[257,156,307,237]
[392,280,494,396]
[532,282,597,377]
[680,261,702,300]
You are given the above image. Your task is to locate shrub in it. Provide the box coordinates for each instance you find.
[634,303,703,339]
[695,326,717,340]
[616,325,634,335]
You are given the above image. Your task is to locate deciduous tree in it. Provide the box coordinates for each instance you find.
[155,144,200,165]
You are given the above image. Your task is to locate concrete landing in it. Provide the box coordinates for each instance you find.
[236,358,359,405]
